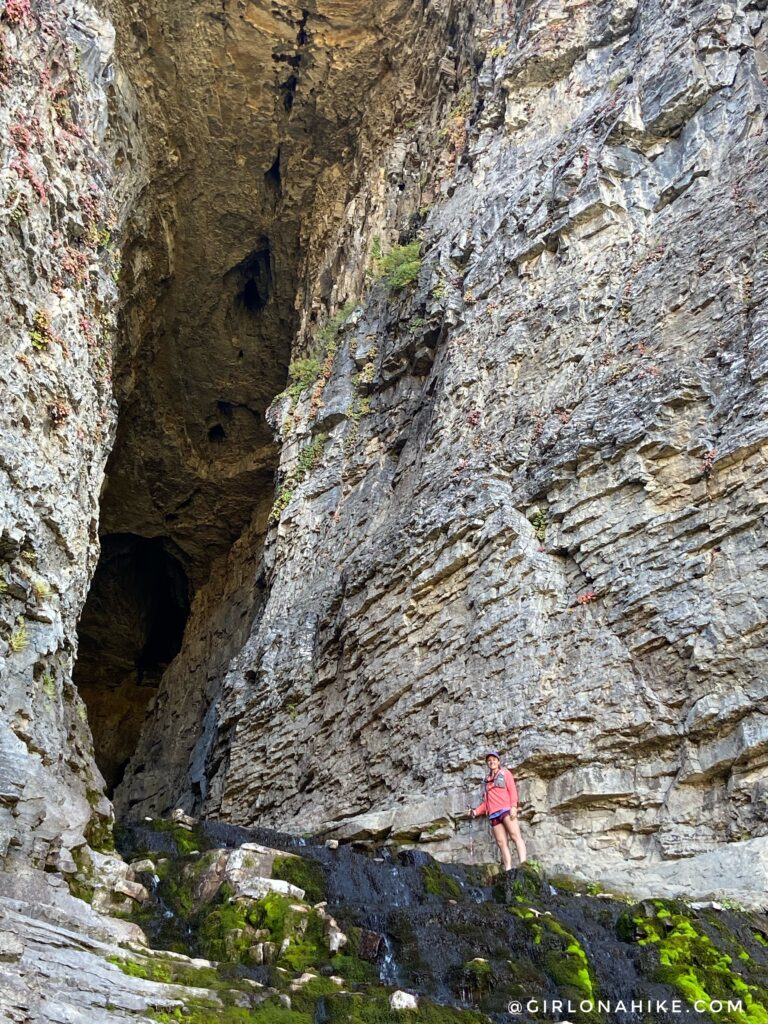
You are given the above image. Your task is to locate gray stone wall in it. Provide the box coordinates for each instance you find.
[121,0,768,896]
[2,0,767,906]
[0,0,134,873]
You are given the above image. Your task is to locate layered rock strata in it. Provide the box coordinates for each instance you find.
[120,0,768,897]
[2,0,768,911]
[81,0,446,799]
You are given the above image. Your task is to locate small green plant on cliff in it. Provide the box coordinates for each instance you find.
[284,357,322,402]
[9,616,28,652]
[278,303,355,411]
[305,301,357,419]
[30,309,53,351]
[269,483,296,525]
[269,434,328,525]
[342,338,379,457]
[432,276,447,300]
[531,509,547,542]
[295,433,327,478]
[375,241,422,291]
[31,578,51,601]
[316,301,355,358]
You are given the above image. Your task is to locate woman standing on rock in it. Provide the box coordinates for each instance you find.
[469,751,527,870]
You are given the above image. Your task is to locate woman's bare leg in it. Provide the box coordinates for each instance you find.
[492,822,513,871]
[503,814,527,865]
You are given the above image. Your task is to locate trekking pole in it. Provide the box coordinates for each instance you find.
[465,789,476,864]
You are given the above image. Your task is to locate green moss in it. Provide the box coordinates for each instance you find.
[509,907,597,1010]
[272,855,327,904]
[421,863,461,899]
[151,1006,311,1024]
[198,889,329,973]
[466,954,489,978]
[495,863,543,904]
[152,819,202,857]
[330,952,376,984]
[631,904,768,1024]
[198,897,255,962]
[409,1003,488,1024]
[460,957,492,995]
[106,954,173,984]
[508,905,543,945]
[545,947,593,999]
[463,864,499,888]
[163,867,196,920]
[278,906,327,973]
[548,874,583,895]
[84,793,115,853]
[67,877,94,903]
[289,975,346,1013]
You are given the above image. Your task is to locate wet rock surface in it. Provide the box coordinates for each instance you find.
[5,818,767,1024]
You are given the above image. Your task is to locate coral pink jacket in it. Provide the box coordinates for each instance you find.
[474,768,518,817]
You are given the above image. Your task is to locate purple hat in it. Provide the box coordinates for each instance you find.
[485,750,500,759]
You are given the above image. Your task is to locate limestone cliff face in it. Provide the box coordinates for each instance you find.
[0,0,467,887]
[2,0,768,910]
[0,0,126,875]
[117,0,768,898]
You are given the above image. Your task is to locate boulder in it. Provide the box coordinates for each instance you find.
[390,991,419,1010]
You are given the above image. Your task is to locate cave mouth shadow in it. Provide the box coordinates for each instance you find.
[74,533,191,797]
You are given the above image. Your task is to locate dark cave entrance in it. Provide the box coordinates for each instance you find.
[73,533,191,795]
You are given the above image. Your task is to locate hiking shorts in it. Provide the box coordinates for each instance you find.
[489,809,511,827]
